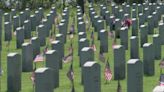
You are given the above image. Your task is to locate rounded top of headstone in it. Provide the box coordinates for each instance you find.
[77,12,82,15]
[38,24,44,28]
[144,8,148,10]
[149,3,152,5]
[35,68,49,73]
[113,45,122,49]
[111,3,115,6]
[115,18,120,21]
[132,3,136,5]
[31,37,38,40]
[132,18,136,21]
[4,13,8,15]
[91,11,96,14]
[120,27,127,31]
[56,34,62,37]
[124,13,129,16]
[84,62,97,67]
[4,22,9,25]
[7,52,18,57]
[140,25,145,28]
[100,4,104,7]
[90,8,94,11]
[105,11,109,13]
[94,15,99,18]
[152,12,157,14]
[30,14,35,17]
[79,21,84,25]
[97,20,103,23]
[132,9,135,11]
[59,23,64,26]
[122,3,126,6]
[119,9,123,12]
[78,32,85,35]
[126,5,130,7]
[153,34,159,37]
[79,38,87,42]
[159,22,164,26]
[50,11,54,14]
[13,16,18,18]
[51,6,55,9]
[39,7,43,10]
[16,27,22,30]
[147,15,152,18]
[25,8,29,11]
[46,50,55,54]
[77,9,81,12]
[77,5,80,8]
[81,47,90,51]
[11,8,15,11]
[22,42,30,46]
[110,16,115,18]
[24,20,29,23]
[47,13,50,16]
[100,29,106,32]
[127,59,139,64]
[51,40,60,44]
[130,36,137,39]
[138,4,141,6]
[35,11,39,13]
[20,11,24,14]
[62,13,66,16]
[78,17,82,20]
[102,7,107,9]
[61,19,66,22]
[143,43,152,47]
[115,6,118,8]
[157,6,160,9]
[42,19,47,22]
[139,13,143,16]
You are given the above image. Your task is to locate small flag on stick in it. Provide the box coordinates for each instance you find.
[67,62,74,83]
[104,58,112,81]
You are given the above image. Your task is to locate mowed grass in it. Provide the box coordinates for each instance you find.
[1,3,164,92]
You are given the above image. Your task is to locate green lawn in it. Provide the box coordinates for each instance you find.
[1,3,164,92]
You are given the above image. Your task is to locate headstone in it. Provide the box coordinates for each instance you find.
[7,53,21,92]
[16,27,24,49]
[56,34,64,57]
[35,68,54,92]
[127,59,143,92]
[115,18,121,38]
[13,16,20,31]
[31,37,40,59]
[38,24,46,46]
[83,61,100,92]
[4,13,10,22]
[24,20,31,39]
[99,29,108,52]
[46,50,59,88]
[51,40,63,69]
[147,15,154,34]
[143,43,154,76]
[159,22,164,45]
[130,36,139,59]
[153,34,161,60]
[140,25,148,47]
[4,22,12,41]
[19,11,25,26]
[22,42,33,72]
[132,18,138,36]
[30,15,36,31]
[120,27,128,50]
[113,45,125,80]
[78,32,86,40]
[78,38,89,56]
[78,21,86,32]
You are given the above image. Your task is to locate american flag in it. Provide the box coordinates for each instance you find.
[67,62,74,82]
[43,46,48,56]
[104,58,112,81]
[30,68,36,85]
[117,80,122,92]
[90,31,94,40]
[63,53,73,63]
[34,54,44,63]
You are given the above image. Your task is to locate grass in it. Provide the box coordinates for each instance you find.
[0,2,164,92]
